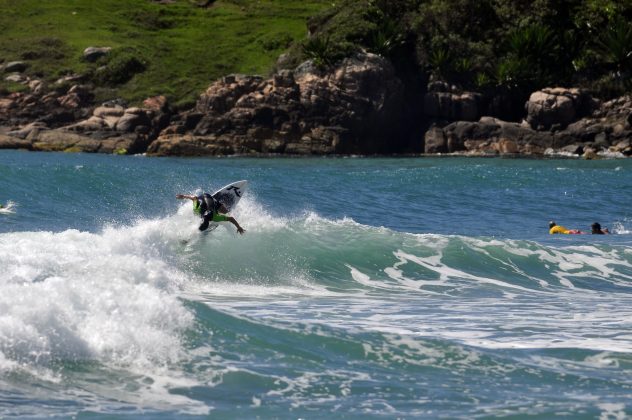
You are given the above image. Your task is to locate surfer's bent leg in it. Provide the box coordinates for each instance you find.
[198,215,211,231]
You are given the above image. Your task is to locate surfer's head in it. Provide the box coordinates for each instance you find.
[549,221,556,228]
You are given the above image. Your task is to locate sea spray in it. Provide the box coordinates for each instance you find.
[0,226,193,371]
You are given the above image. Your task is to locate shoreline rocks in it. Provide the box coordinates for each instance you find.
[423,90,631,159]
[1,53,630,158]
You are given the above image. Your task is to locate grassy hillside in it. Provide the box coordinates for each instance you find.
[0,0,330,107]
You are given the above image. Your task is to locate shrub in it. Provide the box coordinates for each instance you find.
[0,80,30,94]
[494,56,529,89]
[411,0,501,86]
[302,36,335,69]
[20,37,68,60]
[366,17,405,58]
[588,73,632,99]
[306,0,378,57]
[93,48,147,86]
[127,9,176,30]
[506,23,557,62]
[259,32,294,51]
[474,71,492,89]
[497,23,561,89]
[428,47,453,80]
[595,17,632,74]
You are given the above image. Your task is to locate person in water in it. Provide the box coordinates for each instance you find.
[591,222,609,234]
[549,221,583,234]
[176,192,245,234]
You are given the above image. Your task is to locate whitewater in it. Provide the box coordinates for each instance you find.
[1,150,631,418]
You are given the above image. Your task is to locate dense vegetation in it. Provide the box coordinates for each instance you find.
[0,0,329,107]
[1,0,630,112]
[291,0,632,106]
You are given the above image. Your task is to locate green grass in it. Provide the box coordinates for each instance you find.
[0,0,330,106]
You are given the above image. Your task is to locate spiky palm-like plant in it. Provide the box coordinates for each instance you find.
[429,47,453,80]
[498,23,559,89]
[367,17,404,58]
[596,17,632,75]
[507,23,557,62]
[302,36,335,69]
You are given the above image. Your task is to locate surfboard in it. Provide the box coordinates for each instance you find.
[212,180,247,211]
[205,180,247,232]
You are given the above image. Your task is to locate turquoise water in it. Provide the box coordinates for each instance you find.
[1,150,631,418]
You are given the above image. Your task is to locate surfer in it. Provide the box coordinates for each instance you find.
[591,222,610,234]
[549,221,583,234]
[176,192,245,234]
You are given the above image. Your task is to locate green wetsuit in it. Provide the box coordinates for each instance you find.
[193,198,228,222]
[194,194,229,231]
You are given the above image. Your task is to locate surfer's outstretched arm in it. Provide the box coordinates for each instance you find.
[176,194,197,201]
[226,216,245,235]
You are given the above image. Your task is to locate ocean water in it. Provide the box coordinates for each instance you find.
[0,149,631,419]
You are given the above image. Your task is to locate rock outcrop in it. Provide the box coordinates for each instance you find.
[29,130,145,154]
[3,61,28,73]
[0,82,93,128]
[425,93,632,158]
[0,67,172,154]
[0,133,33,150]
[525,87,596,130]
[423,82,481,122]
[83,47,112,62]
[148,52,407,156]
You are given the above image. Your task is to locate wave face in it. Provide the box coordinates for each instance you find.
[1,151,632,418]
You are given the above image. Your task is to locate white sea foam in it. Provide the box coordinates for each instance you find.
[455,238,632,291]
[0,213,214,412]
[0,200,16,214]
[0,225,193,366]
[183,278,332,300]
[548,245,632,290]
[612,219,631,234]
[225,192,288,233]
[388,246,538,294]
[210,290,632,355]
[598,150,626,159]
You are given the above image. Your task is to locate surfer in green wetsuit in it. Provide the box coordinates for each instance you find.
[176,192,245,234]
